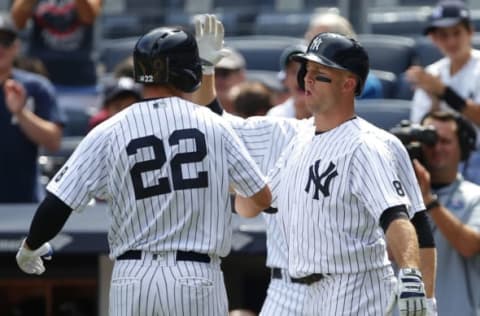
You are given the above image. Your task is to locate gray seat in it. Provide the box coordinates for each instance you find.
[370,69,397,99]
[355,98,412,131]
[392,72,415,100]
[368,8,430,37]
[225,35,304,71]
[252,12,312,37]
[358,34,416,75]
[98,37,138,73]
[101,14,143,39]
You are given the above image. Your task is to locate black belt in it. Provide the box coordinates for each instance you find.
[271,268,325,285]
[117,250,211,263]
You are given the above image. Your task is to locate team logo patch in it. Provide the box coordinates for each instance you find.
[305,160,338,199]
[310,37,323,51]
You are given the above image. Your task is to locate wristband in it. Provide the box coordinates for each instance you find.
[425,194,440,211]
[263,207,278,214]
[202,65,215,75]
[441,86,466,112]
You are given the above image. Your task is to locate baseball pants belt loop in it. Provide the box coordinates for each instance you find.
[117,250,211,263]
[271,267,282,280]
[290,273,325,285]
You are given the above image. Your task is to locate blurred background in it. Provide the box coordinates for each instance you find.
[1,0,479,315]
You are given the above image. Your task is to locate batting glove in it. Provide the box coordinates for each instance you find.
[387,268,427,316]
[426,297,437,316]
[195,14,229,74]
[16,238,53,275]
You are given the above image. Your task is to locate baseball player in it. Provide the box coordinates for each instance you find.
[232,33,428,315]
[15,25,272,316]
[196,17,435,315]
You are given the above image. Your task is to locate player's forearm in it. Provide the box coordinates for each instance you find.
[419,247,436,298]
[461,100,480,126]
[26,192,72,250]
[386,218,421,268]
[234,186,272,217]
[429,204,480,257]
[234,195,262,217]
[191,73,216,105]
[75,0,102,24]
[15,109,62,151]
[11,0,37,29]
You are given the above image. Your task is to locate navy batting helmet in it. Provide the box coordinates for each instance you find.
[292,32,369,96]
[133,27,202,93]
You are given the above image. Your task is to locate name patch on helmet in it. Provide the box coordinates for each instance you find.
[138,75,154,83]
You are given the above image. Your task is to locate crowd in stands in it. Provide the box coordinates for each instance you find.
[1,0,479,315]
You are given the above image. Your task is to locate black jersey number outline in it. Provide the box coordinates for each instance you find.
[126,128,208,199]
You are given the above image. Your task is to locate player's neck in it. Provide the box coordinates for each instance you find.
[313,104,355,133]
[142,85,184,99]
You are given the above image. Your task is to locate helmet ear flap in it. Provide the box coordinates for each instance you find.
[297,62,307,91]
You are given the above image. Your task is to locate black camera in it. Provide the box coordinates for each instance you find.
[390,120,438,164]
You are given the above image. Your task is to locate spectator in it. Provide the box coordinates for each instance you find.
[113,56,134,79]
[88,76,142,130]
[407,0,480,185]
[305,12,384,99]
[13,55,48,78]
[229,81,273,118]
[246,70,288,105]
[266,44,309,119]
[215,47,246,113]
[414,110,480,316]
[0,13,64,203]
[11,0,102,87]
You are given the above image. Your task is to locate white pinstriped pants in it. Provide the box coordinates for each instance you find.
[109,252,228,316]
[306,265,396,316]
[259,269,311,316]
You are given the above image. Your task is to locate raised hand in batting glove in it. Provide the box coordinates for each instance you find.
[194,14,229,74]
[16,238,53,275]
[386,268,427,316]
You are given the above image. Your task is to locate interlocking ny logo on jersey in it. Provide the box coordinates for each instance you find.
[305,160,338,199]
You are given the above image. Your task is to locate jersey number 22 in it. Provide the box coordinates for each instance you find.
[127,128,208,199]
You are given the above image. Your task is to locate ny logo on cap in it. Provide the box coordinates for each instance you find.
[310,37,323,51]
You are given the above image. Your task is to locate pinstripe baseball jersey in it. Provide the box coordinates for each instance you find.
[358,118,425,214]
[269,117,418,277]
[223,113,310,269]
[47,97,267,259]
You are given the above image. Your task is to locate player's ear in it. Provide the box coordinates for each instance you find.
[342,75,357,94]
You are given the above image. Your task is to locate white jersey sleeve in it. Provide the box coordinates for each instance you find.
[350,137,413,221]
[47,122,112,211]
[223,112,309,173]
[386,136,426,213]
[221,121,268,197]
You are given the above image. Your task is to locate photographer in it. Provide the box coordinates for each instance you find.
[413,111,480,315]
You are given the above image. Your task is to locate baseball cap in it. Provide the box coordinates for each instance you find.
[215,47,246,70]
[423,1,471,35]
[0,14,18,37]
[103,77,142,105]
[278,44,307,81]
[279,44,307,70]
